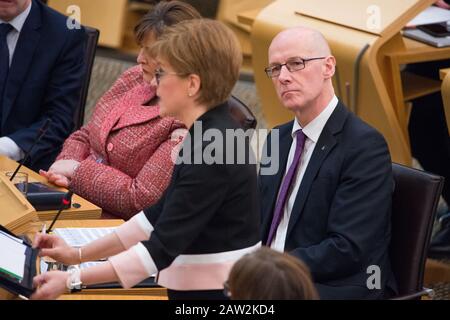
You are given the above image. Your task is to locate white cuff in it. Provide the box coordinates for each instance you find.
[135,211,154,235]
[0,137,25,161]
[133,242,158,276]
[108,243,157,289]
[114,211,153,249]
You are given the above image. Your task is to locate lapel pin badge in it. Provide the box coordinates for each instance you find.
[321,145,326,151]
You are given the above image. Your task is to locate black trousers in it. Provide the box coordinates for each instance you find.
[167,289,228,300]
[407,60,450,205]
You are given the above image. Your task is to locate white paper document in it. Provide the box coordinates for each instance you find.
[407,6,450,27]
[53,227,118,247]
[0,231,26,281]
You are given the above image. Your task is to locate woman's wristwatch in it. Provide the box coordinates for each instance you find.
[66,265,83,293]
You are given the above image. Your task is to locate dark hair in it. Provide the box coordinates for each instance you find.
[134,1,202,44]
[227,247,319,300]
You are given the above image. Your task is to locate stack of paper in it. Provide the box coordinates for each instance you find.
[407,6,450,27]
[53,227,117,247]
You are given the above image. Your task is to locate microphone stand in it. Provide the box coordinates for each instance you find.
[9,118,52,181]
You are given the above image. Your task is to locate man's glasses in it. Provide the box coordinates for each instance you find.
[154,68,185,85]
[264,57,326,78]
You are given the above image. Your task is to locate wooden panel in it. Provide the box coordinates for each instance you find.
[295,0,434,37]
[237,8,261,27]
[47,0,128,48]
[0,156,101,222]
[402,72,442,101]
[386,37,450,64]
[0,170,37,234]
[440,68,450,80]
[217,0,273,33]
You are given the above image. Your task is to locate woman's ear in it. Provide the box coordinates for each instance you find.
[187,74,201,97]
[323,56,336,80]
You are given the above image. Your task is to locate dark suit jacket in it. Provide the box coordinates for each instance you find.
[259,101,397,299]
[1,0,86,171]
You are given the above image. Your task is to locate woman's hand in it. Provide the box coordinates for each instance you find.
[39,159,79,187]
[31,271,69,300]
[33,233,79,265]
[44,159,80,179]
[39,170,70,187]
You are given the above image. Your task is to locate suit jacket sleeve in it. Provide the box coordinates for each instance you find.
[55,125,91,162]
[290,130,393,282]
[8,27,86,167]
[68,120,182,220]
[141,161,230,270]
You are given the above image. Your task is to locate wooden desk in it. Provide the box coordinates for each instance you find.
[33,219,167,300]
[0,156,101,223]
[440,68,449,80]
[383,37,450,139]
[237,8,261,27]
[47,0,128,48]
[440,68,450,135]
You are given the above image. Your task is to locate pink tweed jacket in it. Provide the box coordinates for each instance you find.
[57,66,184,220]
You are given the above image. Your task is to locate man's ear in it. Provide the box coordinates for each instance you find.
[323,56,336,80]
[187,74,201,97]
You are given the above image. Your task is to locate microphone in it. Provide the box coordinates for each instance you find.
[47,190,73,234]
[9,118,52,182]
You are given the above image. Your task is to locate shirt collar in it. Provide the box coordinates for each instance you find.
[291,95,338,143]
[0,1,32,33]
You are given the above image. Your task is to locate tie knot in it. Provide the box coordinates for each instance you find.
[0,23,13,37]
[295,129,306,144]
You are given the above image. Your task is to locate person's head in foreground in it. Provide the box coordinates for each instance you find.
[226,247,319,300]
[149,18,242,126]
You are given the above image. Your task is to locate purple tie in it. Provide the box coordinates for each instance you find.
[266,129,306,245]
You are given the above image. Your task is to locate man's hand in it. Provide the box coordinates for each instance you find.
[31,271,69,300]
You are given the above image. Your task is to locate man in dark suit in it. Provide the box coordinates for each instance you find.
[0,0,86,171]
[259,26,397,299]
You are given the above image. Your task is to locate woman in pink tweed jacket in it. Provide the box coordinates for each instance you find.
[39,1,200,220]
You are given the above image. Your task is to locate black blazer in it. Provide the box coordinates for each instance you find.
[142,102,261,271]
[259,101,397,299]
[1,0,86,170]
